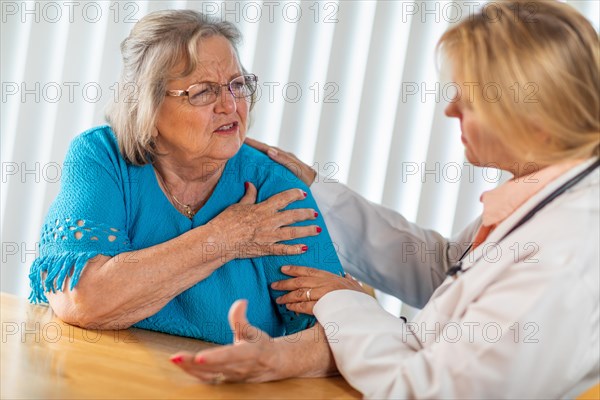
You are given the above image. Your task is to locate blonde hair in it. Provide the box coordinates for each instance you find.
[106,10,252,165]
[437,0,599,165]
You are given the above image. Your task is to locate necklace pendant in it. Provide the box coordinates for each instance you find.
[184,206,194,218]
[154,168,198,219]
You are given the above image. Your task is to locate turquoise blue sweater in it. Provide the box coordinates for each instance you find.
[29,125,344,344]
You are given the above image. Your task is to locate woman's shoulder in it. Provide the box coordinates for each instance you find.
[236,143,270,164]
[235,144,307,190]
[70,124,118,150]
[66,125,122,163]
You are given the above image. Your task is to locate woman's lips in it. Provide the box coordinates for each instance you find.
[214,121,238,135]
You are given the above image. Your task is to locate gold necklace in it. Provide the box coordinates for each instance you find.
[170,193,196,219]
[154,168,198,219]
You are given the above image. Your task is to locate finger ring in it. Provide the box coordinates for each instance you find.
[211,372,226,384]
[306,288,312,302]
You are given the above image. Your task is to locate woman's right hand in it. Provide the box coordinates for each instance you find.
[207,182,320,260]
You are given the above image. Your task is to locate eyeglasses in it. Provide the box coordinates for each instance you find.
[165,74,258,106]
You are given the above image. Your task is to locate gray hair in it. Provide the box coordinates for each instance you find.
[105,10,250,165]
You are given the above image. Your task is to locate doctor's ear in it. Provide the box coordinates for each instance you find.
[525,117,552,144]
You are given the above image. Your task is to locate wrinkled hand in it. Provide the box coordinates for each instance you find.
[207,182,321,261]
[271,266,367,315]
[245,137,317,187]
[169,300,281,384]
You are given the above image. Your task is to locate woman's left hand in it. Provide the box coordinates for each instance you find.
[169,300,337,383]
[271,266,368,315]
[169,300,281,383]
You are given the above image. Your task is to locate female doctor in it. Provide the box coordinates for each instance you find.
[170,1,600,398]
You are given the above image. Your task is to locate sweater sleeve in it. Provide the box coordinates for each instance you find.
[253,160,345,335]
[29,127,133,303]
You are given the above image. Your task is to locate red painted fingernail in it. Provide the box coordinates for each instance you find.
[244,182,249,190]
[314,212,319,218]
[301,245,308,252]
[170,355,183,364]
[303,191,307,198]
[316,227,322,233]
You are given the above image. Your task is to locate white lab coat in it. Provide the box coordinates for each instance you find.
[311,159,599,399]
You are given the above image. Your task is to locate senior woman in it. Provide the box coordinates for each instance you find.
[171,0,600,397]
[28,10,344,345]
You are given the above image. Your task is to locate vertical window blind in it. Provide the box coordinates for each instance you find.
[2,1,598,317]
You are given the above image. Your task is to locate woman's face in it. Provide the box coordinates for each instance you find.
[155,35,249,164]
[445,82,517,172]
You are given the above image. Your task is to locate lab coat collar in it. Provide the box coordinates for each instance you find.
[463,157,599,272]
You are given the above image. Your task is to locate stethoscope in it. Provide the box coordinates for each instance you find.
[446,158,600,279]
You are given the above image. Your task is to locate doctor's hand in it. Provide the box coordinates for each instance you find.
[244,137,317,187]
[271,266,367,315]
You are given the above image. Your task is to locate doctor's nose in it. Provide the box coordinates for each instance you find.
[445,99,460,119]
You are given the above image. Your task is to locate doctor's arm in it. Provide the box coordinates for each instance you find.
[245,137,478,308]
[311,260,595,399]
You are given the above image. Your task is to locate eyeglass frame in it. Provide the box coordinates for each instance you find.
[165,74,258,106]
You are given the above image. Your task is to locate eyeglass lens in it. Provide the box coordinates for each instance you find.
[188,75,257,106]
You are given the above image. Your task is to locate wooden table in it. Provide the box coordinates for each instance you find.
[0,293,360,399]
